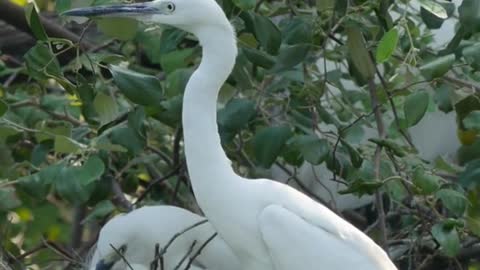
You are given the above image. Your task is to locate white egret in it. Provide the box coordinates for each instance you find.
[64,1,397,269]
[87,206,241,270]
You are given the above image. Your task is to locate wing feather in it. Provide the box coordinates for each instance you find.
[258,204,396,270]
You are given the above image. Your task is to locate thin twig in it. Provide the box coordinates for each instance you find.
[70,205,86,249]
[109,244,133,270]
[367,78,388,251]
[111,177,133,211]
[155,220,209,262]
[173,241,197,270]
[135,164,182,205]
[147,146,173,166]
[443,75,480,93]
[184,233,217,270]
[274,162,330,207]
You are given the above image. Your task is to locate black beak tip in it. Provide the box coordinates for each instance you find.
[95,259,115,270]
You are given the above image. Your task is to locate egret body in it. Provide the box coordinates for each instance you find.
[65,1,397,269]
[87,206,240,270]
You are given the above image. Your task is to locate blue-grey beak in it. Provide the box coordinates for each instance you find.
[62,3,158,17]
[95,258,115,270]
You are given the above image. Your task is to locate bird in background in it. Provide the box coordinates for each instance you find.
[86,206,241,270]
[64,0,398,269]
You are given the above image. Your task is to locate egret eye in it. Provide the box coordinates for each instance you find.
[166,2,175,12]
[118,244,127,254]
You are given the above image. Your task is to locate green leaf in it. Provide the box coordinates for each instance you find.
[418,0,448,19]
[16,163,63,200]
[165,68,192,97]
[74,155,105,185]
[232,0,256,10]
[420,2,455,29]
[128,107,146,139]
[404,91,429,127]
[109,65,163,106]
[431,223,460,257]
[289,135,329,165]
[273,44,311,72]
[466,189,480,237]
[83,200,115,224]
[413,167,441,195]
[0,187,21,211]
[54,135,86,154]
[93,91,120,126]
[436,189,467,216]
[281,18,313,45]
[110,126,146,154]
[376,28,399,63]
[54,156,105,203]
[35,120,72,142]
[254,15,282,55]
[25,3,48,41]
[368,138,406,157]
[25,42,62,80]
[462,43,480,71]
[218,98,256,132]
[339,179,383,196]
[463,111,480,131]
[346,27,375,80]
[419,54,455,80]
[93,139,128,153]
[459,0,480,33]
[459,159,480,188]
[243,47,276,69]
[55,0,71,13]
[341,139,363,168]
[253,125,293,168]
[97,18,138,41]
[316,0,335,12]
[0,99,8,117]
[160,48,196,74]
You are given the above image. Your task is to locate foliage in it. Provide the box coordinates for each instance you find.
[1,0,480,269]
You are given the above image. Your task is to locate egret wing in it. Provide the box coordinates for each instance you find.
[258,204,389,270]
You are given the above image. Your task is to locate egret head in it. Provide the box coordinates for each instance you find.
[63,0,233,36]
[92,214,136,270]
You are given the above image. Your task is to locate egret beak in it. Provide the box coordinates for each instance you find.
[62,3,159,18]
[95,258,116,270]
[94,244,127,270]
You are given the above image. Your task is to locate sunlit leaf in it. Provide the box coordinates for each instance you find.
[418,0,448,19]
[376,28,399,63]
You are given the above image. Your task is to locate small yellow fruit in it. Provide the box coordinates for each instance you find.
[9,0,28,6]
[457,129,478,145]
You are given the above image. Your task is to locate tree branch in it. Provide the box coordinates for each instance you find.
[0,1,94,51]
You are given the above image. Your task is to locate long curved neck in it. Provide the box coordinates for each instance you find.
[182,25,238,195]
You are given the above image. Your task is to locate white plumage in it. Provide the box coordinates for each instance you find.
[65,0,398,269]
[87,206,240,270]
